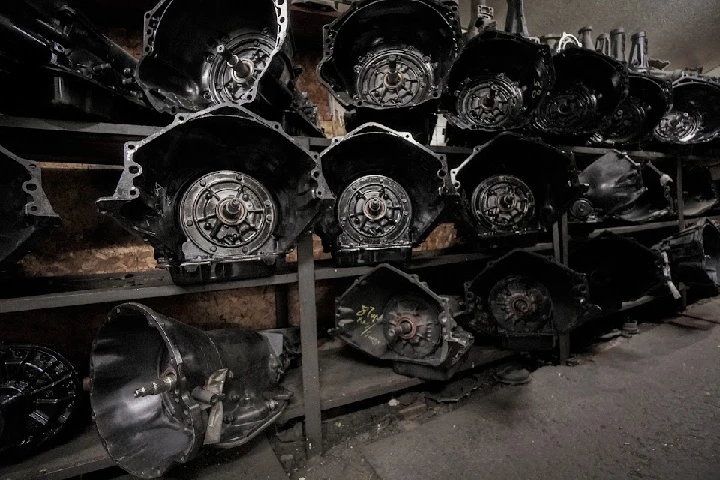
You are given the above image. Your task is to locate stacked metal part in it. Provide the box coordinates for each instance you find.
[90,303,294,478]
[334,264,473,381]
[0,0,162,122]
[315,123,452,266]
[441,29,554,144]
[137,0,322,136]
[570,233,675,311]
[452,133,584,248]
[569,151,675,225]
[653,74,720,145]
[463,250,599,351]
[0,145,60,273]
[334,251,600,377]
[593,29,673,147]
[0,344,82,459]
[654,218,720,296]
[532,37,629,141]
[317,0,463,142]
[97,104,333,284]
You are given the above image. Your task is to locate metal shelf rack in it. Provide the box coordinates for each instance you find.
[0,114,715,478]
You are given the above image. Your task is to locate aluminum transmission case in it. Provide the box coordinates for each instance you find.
[334,264,473,380]
[137,0,321,136]
[654,76,720,145]
[317,0,463,141]
[97,104,333,284]
[463,250,598,351]
[316,123,452,266]
[533,47,629,141]
[654,218,720,296]
[442,30,554,135]
[0,145,60,271]
[570,232,672,311]
[451,132,584,248]
[90,302,292,478]
[570,151,674,224]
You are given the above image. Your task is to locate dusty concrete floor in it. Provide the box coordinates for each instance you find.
[290,306,720,480]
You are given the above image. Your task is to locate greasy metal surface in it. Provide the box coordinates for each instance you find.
[90,303,290,477]
[334,264,473,380]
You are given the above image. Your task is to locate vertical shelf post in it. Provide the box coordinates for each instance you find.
[297,232,323,456]
[676,157,684,232]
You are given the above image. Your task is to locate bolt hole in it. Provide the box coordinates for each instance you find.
[26,183,37,191]
[129,165,140,174]
[312,171,320,178]
[129,188,138,196]
[29,205,38,212]
[127,144,136,150]
[144,46,150,52]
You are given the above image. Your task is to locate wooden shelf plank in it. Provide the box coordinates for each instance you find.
[0,429,113,480]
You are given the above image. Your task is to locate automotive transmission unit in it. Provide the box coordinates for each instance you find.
[451,132,583,248]
[595,30,672,147]
[533,44,628,140]
[334,264,473,380]
[97,105,333,284]
[0,145,60,272]
[137,0,320,135]
[463,250,598,351]
[90,303,293,478]
[315,123,452,266]
[317,0,463,140]
[654,219,720,296]
[442,29,554,135]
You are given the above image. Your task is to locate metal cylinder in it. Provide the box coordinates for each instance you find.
[578,26,593,50]
[610,28,626,63]
[595,33,610,56]
[629,31,648,72]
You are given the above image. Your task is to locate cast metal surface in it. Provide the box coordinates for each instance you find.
[316,123,451,266]
[571,151,674,224]
[570,232,669,311]
[90,302,292,478]
[442,30,554,132]
[317,0,462,138]
[592,30,672,146]
[97,104,333,285]
[0,344,81,459]
[654,219,720,295]
[452,132,583,248]
[0,0,159,122]
[0,145,60,271]
[464,250,597,351]
[653,76,720,145]
[137,0,321,135]
[335,264,473,380]
[533,48,629,140]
